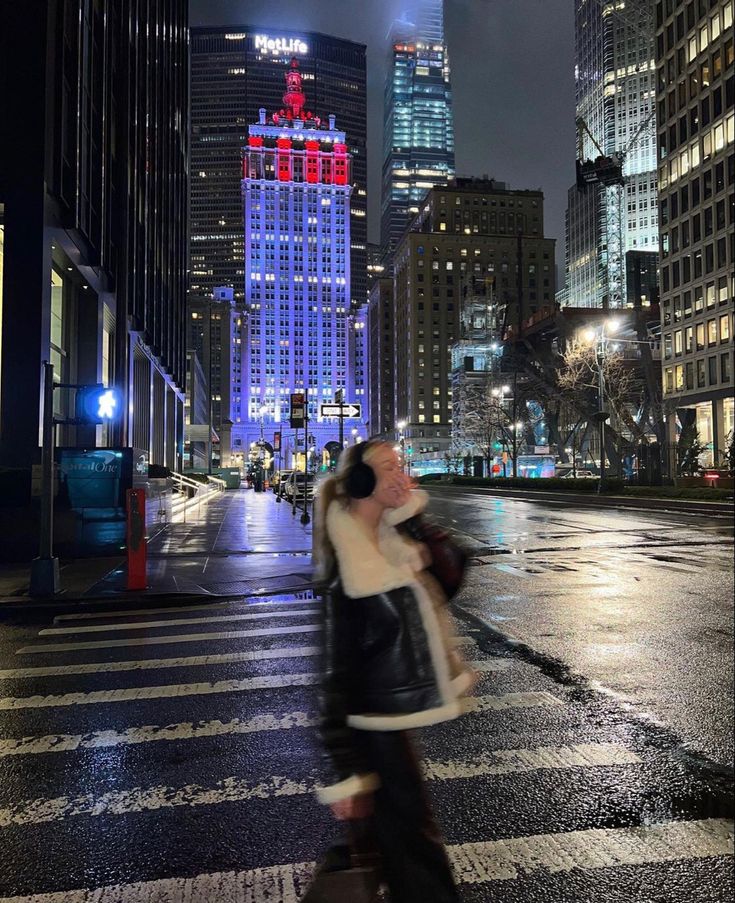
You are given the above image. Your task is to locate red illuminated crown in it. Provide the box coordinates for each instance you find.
[272,58,321,126]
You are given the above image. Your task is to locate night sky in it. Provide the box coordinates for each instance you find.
[189,0,576,270]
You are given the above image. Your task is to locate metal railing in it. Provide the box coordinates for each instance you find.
[169,471,226,523]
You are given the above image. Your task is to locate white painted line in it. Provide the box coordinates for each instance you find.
[421,742,640,780]
[0,818,732,901]
[466,691,563,713]
[0,660,504,711]
[0,673,321,710]
[15,624,323,655]
[0,647,322,681]
[0,690,552,759]
[41,608,321,636]
[0,711,317,758]
[53,597,317,623]
[448,817,735,883]
[0,743,641,828]
[53,602,234,623]
[15,630,475,656]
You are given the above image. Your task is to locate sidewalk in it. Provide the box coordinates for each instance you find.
[0,488,315,607]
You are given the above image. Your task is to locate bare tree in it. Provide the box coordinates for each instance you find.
[452,377,508,475]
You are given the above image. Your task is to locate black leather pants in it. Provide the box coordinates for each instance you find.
[361,730,461,903]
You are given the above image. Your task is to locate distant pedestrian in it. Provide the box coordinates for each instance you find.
[309,439,474,902]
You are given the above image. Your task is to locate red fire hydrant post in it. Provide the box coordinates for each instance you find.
[126,488,147,591]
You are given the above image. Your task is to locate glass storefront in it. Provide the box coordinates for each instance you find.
[695,401,714,466]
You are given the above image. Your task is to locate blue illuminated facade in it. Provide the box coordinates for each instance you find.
[381,0,455,254]
[238,60,362,467]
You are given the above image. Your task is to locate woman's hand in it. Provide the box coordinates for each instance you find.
[389,472,416,509]
[330,792,374,821]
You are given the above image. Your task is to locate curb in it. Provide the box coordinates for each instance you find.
[425,483,735,516]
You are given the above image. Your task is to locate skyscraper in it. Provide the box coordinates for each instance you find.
[565,0,659,308]
[393,179,555,470]
[240,60,357,467]
[381,0,455,256]
[656,0,734,467]
[0,0,188,472]
[190,28,366,310]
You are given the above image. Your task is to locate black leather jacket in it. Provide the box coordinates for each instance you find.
[317,577,468,801]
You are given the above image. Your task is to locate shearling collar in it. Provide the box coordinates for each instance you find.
[326,490,428,598]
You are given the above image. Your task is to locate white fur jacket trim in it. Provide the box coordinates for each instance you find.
[315,771,381,805]
[326,490,429,599]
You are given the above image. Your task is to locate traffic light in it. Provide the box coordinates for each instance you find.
[406,445,413,455]
[75,385,121,423]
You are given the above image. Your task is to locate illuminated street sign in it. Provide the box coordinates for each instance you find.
[320,402,361,419]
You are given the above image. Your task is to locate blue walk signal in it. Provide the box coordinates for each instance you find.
[76,385,121,423]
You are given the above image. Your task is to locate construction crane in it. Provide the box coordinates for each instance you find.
[575,106,656,308]
[574,0,657,308]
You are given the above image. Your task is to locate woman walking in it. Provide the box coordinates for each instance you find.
[310,439,473,903]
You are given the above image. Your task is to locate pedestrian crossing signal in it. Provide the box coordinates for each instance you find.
[75,385,121,423]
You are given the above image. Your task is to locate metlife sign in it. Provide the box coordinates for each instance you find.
[254,34,309,56]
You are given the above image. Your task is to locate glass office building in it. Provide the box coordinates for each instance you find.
[381,0,455,255]
[565,0,659,308]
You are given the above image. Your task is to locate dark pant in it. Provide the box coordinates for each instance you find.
[361,730,461,903]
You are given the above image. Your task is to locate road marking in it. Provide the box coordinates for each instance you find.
[15,629,477,657]
[0,743,639,827]
[0,819,732,901]
[15,624,323,655]
[41,608,321,636]
[53,597,317,623]
[422,742,639,780]
[53,602,234,623]
[466,691,562,713]
[0,712,317,758]
[0,673,321,710]
[0,690,553,758]
[0,660,505,711]
[0,641,480,681]
[0,647,322,681]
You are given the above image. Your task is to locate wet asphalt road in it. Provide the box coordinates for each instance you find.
[0,491,732,901]
[428,488,735,769]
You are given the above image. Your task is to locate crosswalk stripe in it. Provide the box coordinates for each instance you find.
[0,690,555,758]
[0,743,639,828]
[0,660,507,710]
[0,712,317,757]
[53,598,317,623]
[0,643,486,681]
[40,608,321,636]
[1,818,731,902]
[15,630,477,656]
[15,624,323,655]
[0,673,321,710]
[0,647,323,681]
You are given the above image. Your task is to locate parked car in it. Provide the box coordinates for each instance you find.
[272,470,293,496]
[560,469,597,479]
[284,471,314,501]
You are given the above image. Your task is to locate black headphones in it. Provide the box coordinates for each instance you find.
[345,441,377,499]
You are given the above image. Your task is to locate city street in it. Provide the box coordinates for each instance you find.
[0,488,732,901]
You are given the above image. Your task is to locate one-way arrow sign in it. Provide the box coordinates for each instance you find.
[320,402,362,419]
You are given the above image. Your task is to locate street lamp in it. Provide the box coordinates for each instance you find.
[585,319,618,491]
[396,419,407,471]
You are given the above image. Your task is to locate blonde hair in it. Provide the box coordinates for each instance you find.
[312,439,386,584]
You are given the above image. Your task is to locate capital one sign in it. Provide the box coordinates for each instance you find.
[254,34,309,55]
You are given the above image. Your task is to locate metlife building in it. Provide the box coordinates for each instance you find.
[190,28,367,310]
